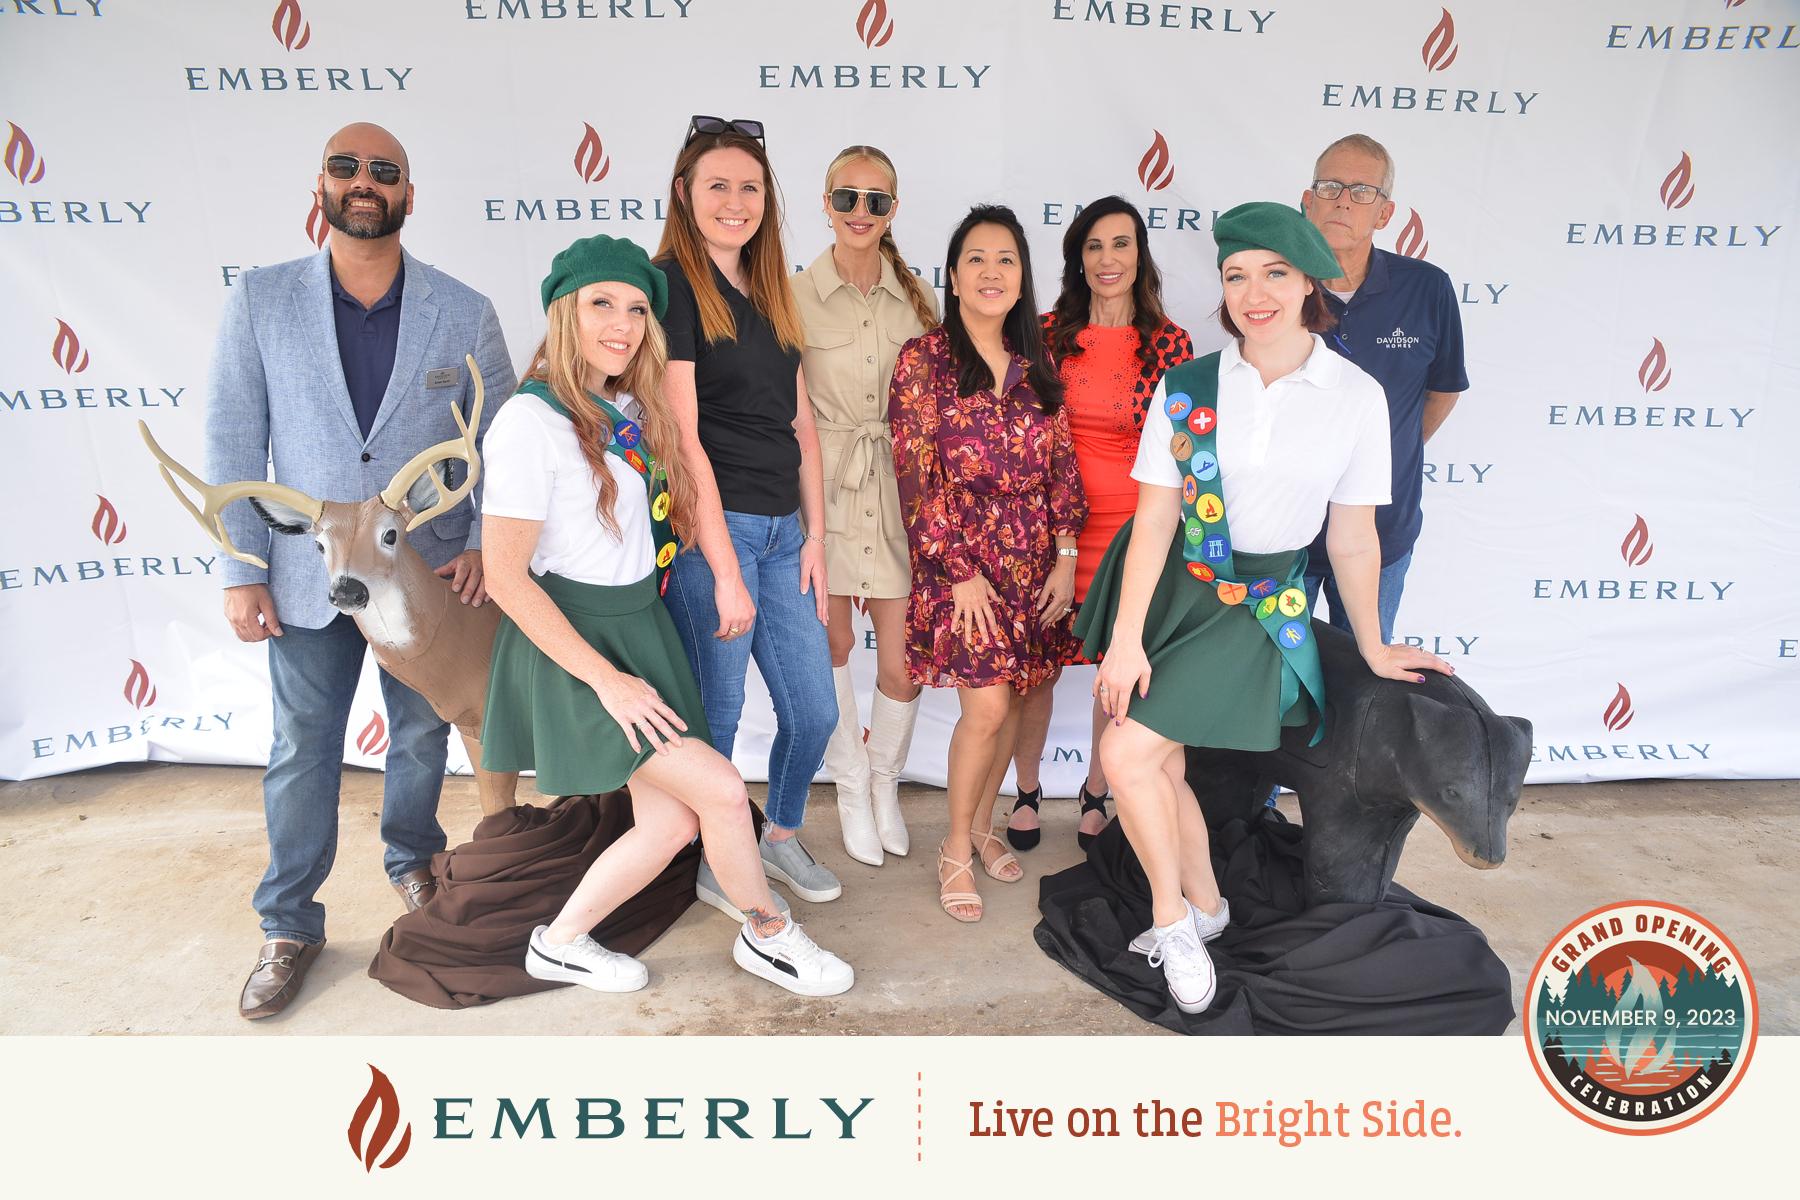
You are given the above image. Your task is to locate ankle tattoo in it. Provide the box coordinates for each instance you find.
[742,907,786,938]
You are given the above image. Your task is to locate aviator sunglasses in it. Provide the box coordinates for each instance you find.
[829,187,894,218]
[323,154,405,186]
[684,115,766,146]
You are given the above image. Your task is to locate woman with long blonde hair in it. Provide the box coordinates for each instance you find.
[479,233,854,997]
[655,117,846,910]
[791,145,938,867]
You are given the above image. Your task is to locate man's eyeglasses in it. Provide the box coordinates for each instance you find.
[1311,179,1388,205]
[829,187,894,218]
[685,115,766,147]
[323,154,404,186]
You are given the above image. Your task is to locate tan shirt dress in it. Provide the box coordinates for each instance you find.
[791,248,936,599]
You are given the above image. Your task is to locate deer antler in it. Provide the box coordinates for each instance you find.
[379,354,486,531]
[138,420,324,570]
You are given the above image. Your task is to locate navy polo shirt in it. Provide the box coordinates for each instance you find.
[1306,247,1468,568]
[329,261,404,440]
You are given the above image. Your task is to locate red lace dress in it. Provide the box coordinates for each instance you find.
[889,327,1087,692]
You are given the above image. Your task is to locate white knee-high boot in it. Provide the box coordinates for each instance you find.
[826,665,881,866]
[866,688,918,857]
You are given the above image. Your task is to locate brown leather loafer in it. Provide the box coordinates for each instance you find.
[392,867,437,913]
[239,938,324,1020]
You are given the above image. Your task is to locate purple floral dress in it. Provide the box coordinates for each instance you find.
[889,327,1087,692]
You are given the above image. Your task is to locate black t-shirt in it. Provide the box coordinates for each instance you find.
[659,258,803,516]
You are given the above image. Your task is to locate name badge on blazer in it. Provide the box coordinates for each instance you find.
[425,366,460,389]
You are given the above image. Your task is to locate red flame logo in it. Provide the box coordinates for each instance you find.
[271,0,312,51]
[849,595,870,616]
[1620,515,1653,567]
[356,711,390,756]
[573,123,611,183]
[1637,337,1671,393]
[124,660,157,710]
[856,0,894,49]
[1421,8,1459,72]
[305,192,328,248]
[4,121,46,185]
[92,495,127,546]
[1724,0,1745,8]
[1659,151,1695,210]
[52,319,91,374]
[348,1064,412,1172]
[1137,130,1174,192]
[1602,684,1634,732]
[1395,208,1430,259]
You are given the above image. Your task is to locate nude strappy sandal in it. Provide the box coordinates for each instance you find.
[970,829,1023,883]
[937,842,982,923]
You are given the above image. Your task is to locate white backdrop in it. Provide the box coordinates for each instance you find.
[3,0,1797,789]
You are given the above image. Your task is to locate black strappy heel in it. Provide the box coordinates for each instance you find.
[1005,786,1042,851]
[1076,786,1109,851]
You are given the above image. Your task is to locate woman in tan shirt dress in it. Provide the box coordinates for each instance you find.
[791,145,938,869]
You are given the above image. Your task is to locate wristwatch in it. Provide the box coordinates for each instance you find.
[1057,547,1078,558]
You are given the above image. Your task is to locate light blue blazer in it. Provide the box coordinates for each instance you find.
[204,248,516,629]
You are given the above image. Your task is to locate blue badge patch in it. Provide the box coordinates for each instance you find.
[1202,534,1230,564]
[1249,577,1279,598]
[613,419,642,449]
[1165,391,1193,421]
[1190,449,1219,481]
[1278,620,1308,648]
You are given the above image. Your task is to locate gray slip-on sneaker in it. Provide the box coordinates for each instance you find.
[758,831,843,903]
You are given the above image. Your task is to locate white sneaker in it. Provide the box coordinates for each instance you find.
[732,921,854,997]
[524,925,648,992]
[1129,897,1230,955]
[694,858,791,923]
[1145,912,1217,1014]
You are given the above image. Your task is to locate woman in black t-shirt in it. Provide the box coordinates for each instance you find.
[654,118,845,911]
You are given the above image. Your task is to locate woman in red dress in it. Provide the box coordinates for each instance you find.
[890,204,1087,922]
[1006,197,1193,854]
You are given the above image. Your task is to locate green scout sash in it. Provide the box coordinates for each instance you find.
[518,380,678,594]
[1159,354,1327,742]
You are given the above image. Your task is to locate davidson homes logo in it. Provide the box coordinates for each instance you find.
[2,121,153,227]
[184,1,415,93]
[1525,902,1756,1134]
[1548,337,1754,431]
[1323,8,1541,117]
[483,124,667,224]
[27,657,239,762]
[1566,150,1780,250]
[759,1,993,90]
[3,319,188,415]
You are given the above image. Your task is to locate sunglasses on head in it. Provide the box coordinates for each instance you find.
[829,187,894,218]
[323,154,404,186]
[684,115,766,147]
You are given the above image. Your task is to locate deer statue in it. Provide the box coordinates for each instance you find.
[139,354,518,817]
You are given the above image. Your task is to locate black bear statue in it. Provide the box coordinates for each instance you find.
[1187,620,1533,906]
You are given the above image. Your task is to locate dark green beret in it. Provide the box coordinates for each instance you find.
[540,233,668,318]
[1213,201,1342,280]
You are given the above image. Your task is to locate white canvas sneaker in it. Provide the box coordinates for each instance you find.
[1145,912,1217,1014]
[1129,897,1230,955]
[524,926,649,992]
[731,921,854,997]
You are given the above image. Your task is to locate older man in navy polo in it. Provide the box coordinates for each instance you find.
[1300,133,1468,642]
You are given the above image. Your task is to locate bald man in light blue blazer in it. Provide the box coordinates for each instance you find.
[205,122,515,1019]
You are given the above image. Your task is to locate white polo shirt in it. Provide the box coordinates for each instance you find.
[1130,335,1392,554]
[481,389,657,586]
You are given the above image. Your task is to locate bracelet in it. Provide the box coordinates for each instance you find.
[803,533,826,545]
[1057,547,1078,558]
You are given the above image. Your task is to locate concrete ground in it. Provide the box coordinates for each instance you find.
[0,766,1794,1036]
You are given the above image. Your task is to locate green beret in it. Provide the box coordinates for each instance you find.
[1213,201,1342,280]
[540,233,668,318]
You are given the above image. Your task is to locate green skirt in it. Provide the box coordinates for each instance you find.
[480,571,712,796]
[1073,519,1315,752]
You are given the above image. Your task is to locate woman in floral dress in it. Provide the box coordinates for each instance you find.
[889,204,1086,922]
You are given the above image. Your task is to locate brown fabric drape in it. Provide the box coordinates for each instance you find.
[369,791,700,1009]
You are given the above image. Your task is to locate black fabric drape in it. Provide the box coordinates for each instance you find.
[1034,809,1515,1035]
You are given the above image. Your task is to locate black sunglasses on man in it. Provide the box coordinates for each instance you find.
[322,154,405,186]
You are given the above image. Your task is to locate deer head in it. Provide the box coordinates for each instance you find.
[140,355,486,636]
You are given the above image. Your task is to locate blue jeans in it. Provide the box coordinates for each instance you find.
[255,614,449,944]
[662,510,835,832]
[1304,550,1413,646]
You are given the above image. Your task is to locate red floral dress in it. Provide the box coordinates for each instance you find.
[889,327,1087,692]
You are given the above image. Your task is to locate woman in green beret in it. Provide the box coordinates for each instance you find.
[1075,202,1452,1015]
[478,233,855,998]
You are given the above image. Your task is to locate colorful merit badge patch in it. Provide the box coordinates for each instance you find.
[1215,581,1248,606]
[624,449,647,474]
[651,492,671,521]
[1524,901,1757,1135]
[1185,562,1215,583]
[656,542,676,569]
[1195,492,1224,523]
[1276,587,1307,618]
[1190,450,1219,482]
[1165,391,1193,421]
[1186,407,1217,436]
[612,419,642,449]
